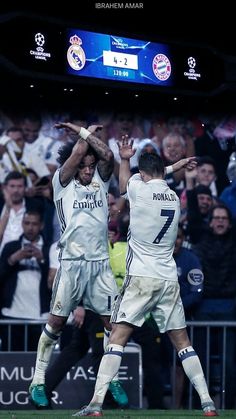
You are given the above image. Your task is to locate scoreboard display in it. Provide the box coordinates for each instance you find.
[0,14,225,94]
[65,28,224,92]
[66,29,173,86]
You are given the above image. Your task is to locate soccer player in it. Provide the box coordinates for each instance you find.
[73,137,218,417]
[29,122,121,408]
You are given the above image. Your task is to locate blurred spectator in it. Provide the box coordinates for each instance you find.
[20,113,61,176]
[149,114,168,149]
[161,133,189,196]
[0,125,54,183]
[0,172,40,253]
[195,156,218,196]
[130,139,161,177]
[186,183,214,244]
[193,204,236,408]
[180,156,218,224]
[0,110,13,135]
[108,112,142,179]
[0,209,51,350]
[174,225,203,319]
[0,171,53,253]
[195,116,235,194]
[0,127,27,184]
[220,152,236,219]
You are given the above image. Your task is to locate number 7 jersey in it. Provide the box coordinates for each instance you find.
[126,173,180,281]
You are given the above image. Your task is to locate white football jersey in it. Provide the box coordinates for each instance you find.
[126,173,180,280]
[52,168,110,260]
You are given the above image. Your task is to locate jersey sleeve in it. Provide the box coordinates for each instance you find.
[52,169,62,194]
[126,173,141,202]
[52,168,72,199]
[49,242,60,269]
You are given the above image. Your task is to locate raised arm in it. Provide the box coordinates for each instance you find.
[86,124,114,181]
[165,156,197,175]
[55,123,89,185]
[118,136,135,194]
[55,122,114,182]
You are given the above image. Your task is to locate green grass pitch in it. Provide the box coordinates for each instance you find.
[0,410,236,419]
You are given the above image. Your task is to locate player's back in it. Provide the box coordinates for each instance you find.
[127,174,180,280]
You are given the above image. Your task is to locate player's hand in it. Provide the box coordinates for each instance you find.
[20,245,34,260]
[87,124,103,134]
[184,156,198,170]
[173,156,197,172]
[54,122,81,134]
[73,306,86,328]
[30,245,44,261]
[117,135,135,160]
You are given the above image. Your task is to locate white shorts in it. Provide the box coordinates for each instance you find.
[111,275,186,333]
[50,259,118,317]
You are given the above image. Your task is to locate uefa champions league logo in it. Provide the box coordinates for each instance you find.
[29,32,51,61]
[35,33,45,47]
[184,56,201,81]
[188,56,196,69]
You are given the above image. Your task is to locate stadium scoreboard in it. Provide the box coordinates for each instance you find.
[0,15,225,94]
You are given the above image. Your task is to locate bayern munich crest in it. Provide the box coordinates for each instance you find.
[67,34,86,71]
[152,53,171,81]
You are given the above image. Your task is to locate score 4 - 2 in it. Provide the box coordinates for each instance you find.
[103,50,138,70]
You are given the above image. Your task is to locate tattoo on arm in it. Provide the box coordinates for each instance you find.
[87,132,114,181]
[86,133,111,160]
[97,159,114,181]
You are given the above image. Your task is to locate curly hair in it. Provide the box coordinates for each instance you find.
[57,140,99,167]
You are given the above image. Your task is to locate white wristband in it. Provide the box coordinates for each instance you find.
[165,165,173,175]
[79,127,91,140]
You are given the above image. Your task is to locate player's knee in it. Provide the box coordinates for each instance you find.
[48,314,67,332]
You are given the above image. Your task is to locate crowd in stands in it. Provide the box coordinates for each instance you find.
[0,108,236,408]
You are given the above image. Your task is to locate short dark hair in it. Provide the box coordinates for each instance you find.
[23,209,44,222]
[138,152,164,177]
[209,203,232,223]
[195,184,212,197]
[4,171,27,186]
[57,141,99,167]
[197,156,216,170]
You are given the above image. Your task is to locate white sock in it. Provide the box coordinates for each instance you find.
[103,328,119,382]
[31,324,61,385]
[90,343,124,406]
[178,346,213,405]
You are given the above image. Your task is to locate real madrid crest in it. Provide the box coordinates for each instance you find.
[67,35,86,71]
[91,181,100,191]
